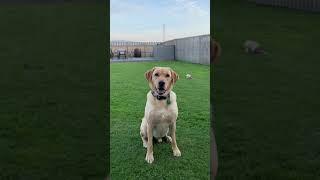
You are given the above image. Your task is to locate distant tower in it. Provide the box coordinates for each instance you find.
[162,24,166,42]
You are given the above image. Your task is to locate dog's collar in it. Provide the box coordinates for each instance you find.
[151,91,171,105]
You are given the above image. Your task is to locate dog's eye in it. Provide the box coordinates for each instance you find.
[154,73,159,77]
[166,74,170,77]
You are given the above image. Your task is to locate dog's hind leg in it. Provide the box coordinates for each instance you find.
[140,117,148,148]
[165,135,172,143]
[164,128,172,143]
[140,132,148,148]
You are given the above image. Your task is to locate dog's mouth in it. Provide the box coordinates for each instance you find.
[157,88,166,95]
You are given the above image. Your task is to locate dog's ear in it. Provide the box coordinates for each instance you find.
[171,69,179,84]
[145,67,155,82]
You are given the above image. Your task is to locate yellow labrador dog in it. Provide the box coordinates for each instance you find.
[140,67,181,164]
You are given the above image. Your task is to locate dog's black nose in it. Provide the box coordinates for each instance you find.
[159,81,165,88]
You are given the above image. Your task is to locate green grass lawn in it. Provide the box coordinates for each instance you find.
[214,0,320,179]
[0,3,106,179]
[111,61,210,179]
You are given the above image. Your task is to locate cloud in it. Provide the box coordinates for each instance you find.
[110,0,144,15]
[168,0,209,17]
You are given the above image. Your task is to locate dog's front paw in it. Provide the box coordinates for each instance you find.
[145,153,154,163]
[173,148,181,157]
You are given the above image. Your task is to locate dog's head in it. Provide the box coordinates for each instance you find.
[145,67,179,95]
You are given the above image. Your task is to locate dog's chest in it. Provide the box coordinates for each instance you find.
[150,107,176,138]
[150,106,176,124]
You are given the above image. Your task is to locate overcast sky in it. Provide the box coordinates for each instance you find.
[110,0,210,42]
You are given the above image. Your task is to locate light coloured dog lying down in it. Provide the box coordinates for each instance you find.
[140,67,181,164]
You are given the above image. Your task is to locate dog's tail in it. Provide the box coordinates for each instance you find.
[211,39,221,64]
